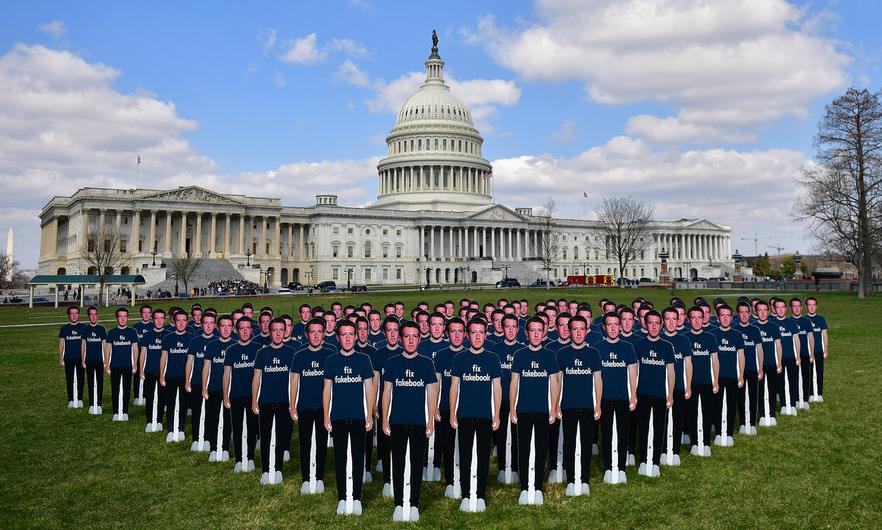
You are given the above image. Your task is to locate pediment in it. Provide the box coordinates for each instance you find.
[684,219,728,231]
[140,186,244,205]
[467,204,527,222]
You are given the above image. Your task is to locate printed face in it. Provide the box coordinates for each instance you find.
[369,313,381,332]
[503,319,518,341]
[323,314,336,334]
[116,312,128,327]
[284,320,293,338]
[806,299,818,314]
[493,313,504,333]
[259,316,271,334]
[356,320,369,343]
[718,309,733,328]
[570,320,587,345]
[174,313,188,332]
[468,323,487,350]
[300,307,312,321]
[689,311,703,331]
[338,325,356,351]
[557,318,571,340]
[676,308,686,327]
[790,300,802,316]
[243,307,253,318]
[447,323,465,347]
[429,316,445,339]
[68,308,80,323]
[87,309,99,324]
[620,312,634,333]
[332,304,343,319]
[192,309,202,323]
[774,301,787,318]
[152,312,166,329]
[385,323,400,346]
[401,326,420,354]
[663,312,678,333]
[701,306,711,323]
[756,304,770,321]
[218,319,233,339]
[569,302,578,315]
[238,320,253,342]
[737,306,751,324]
[270,323,285,345]
[201,317,216,336]
[646,315,661,337]
[444,302,453,318]
[527,322,544,347]
[140,307,151,321]
[417,314,429,334]
[604,317,620,340]
[395,304,405,318]
[307,324,324,347]
[384,306,396,316]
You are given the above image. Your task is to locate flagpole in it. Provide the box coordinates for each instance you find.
[136,154,141,189]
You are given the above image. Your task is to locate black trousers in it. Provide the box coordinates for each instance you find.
[85,362,104,408]
[548,416,561,470]
[332,419,366,501]
[457,417,492,499]
[800,358,813,402]
[392,424,427,508]
[739,372,759,428]
[145,373,165,425]
[758,367,779,419]
[717,378,738,437]
[689,384,714,445]
[206,390,231,452]
[165,377,187,434]
[516,412,549,491]
[814,354,825,397]
[600,399,629,471]
[562,409,594,484]
[297,408,328,482]
[627,408,639,458]
[637,396,666,466]
[259,403,291,474]
[64,359,84,402]
[378,426,392,485]
[133,363,143,403]
[670,389,686,454]
[190,384,207,443]
[365,422,375,472]
[494,401,518,472]
[437,411,456,486]
[230,396,258,462]
[110,368,132,415]
[779,359,799,407]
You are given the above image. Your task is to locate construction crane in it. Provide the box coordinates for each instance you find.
[765,243,785,255]
[741,234,759,255]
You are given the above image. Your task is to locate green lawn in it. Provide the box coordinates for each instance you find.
[1,287,880,528]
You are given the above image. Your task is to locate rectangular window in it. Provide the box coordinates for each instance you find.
[383,247,388,258]
[333,227,339,234]
[396,268,402,280]
[332,268,339,280]
[120,240,127,253]
[396,246,402,258]
[332,245,339,258]
[396,229,402,236]
[104,239,111,252]
[347,246,354,258]
[364,269,372,282]
[347,227,354,234]
[383,229,388,235]
[382,268,389,280]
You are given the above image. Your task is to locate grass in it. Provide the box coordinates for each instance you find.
[0,287,880,529]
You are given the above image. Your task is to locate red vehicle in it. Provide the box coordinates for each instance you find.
[567,275,614,286]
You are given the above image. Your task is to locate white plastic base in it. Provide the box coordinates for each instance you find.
[112,413,129,422]
[234,459,256,473]
[739,425,758,436]
[459,498,486,512]
[626,453,636,466]
[283,450,291,462]
[497,470,519,484]
[548,469,566,484]
[809,395,824,403]
[376,460,383,472]
[565,483,590,496]
[300,480,325,494]
[518,489,545,505]
[637,463,660,477]
[208,450,230,462]
[260,471,283,485]
[88,405,103,415]
[603,470,627,484]
[660,453,681,466]
[714,435,734,447]
[690,445,712,457]
[758,416,778,427]
[383,482,393,498]
[423,466,441,481]
[133,398,146,406]
[681,434,691,445]
[68,400,84,409]
[191,440,210,452]
[780,406,798,416]
[592,443,599,456]
[797,401,810,410]
[363,470,373,483]
[444,484,461,499]
[145,422,163,433]
[166,430,186,443]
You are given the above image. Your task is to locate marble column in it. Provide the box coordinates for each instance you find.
[194,213,202,257]
[131,210,140,254]
[179,212,187,256]
[299,224,305,259]
[164,212,172,254]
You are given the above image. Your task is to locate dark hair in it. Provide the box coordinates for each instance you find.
[67,306,79,315]
[446,317,465,330]
[716,304,733,316]
[383,316,400,331]
[86,305,99,314]
[602,312,620,326]
[242,303,254,310]
[662,307,678,319]
[400,321,420,335]
[236,316,253,330]
[568,315,587,328]
[467,318,488,333]
[115,307,128,317]
[305,317,325,332]
[644,309,662,322]
[687,305,704,318]
[525,316,545,330]
[269,317,286,330]
[336,319,356,335]
[217,315,234,326]
[501,313,519,326]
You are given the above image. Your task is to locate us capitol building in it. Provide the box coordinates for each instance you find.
[38,37,734,289]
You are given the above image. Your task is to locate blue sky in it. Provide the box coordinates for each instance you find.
[2,0,881,267]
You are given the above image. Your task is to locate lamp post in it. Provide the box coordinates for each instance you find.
[151,246,158,266]
[794,251,804,280]
[733,250,744,283]
[244,249,251,266]
[658,247,671,286]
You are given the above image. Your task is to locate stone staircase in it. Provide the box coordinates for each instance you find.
[147,258,244,291]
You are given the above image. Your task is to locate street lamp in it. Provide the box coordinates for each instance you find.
[244,249,252,266]
[151,246,158,266]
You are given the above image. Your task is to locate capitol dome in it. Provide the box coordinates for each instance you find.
[369,34,493,212]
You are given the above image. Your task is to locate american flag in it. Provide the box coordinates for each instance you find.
[137,155,141,165]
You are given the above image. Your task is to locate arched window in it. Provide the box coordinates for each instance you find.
[347,243,355,259]
[364,241,372,258]
[562,247,568,260]
[573,246,579,260]
[443,139,447,150]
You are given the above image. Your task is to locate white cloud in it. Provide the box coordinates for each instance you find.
[280,33,327,64]
[472,1,850,143]
[258,27,278,52]
[551,119,577,143]
[38,20,66,38]
[349,0,374,13]
[336,60,371,87]
[330,38,369,58]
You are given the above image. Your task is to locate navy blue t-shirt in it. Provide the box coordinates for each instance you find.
[596,339,638,401]
[688,330,719,385]
[59,323,86,360]
[711,327,745,380]
[224,340,260,399]
[372,343,403,405]
[557,343,602,410]
[511,345,560,414]
[83,324,106,364]
[252,333,272,348]
[451,349,502,419]
[161,330,193,379]
[663,332,692,392]
[106,326,139,369]
[775,317,800,361]
[383,353,436,425]
[417,336,448,360]
[794,316,813,359]
[204,338,235,392]
[187,333,214,386]
[434,345,464,412]
[254,345,293,405]
[756,321,782,368]
[140,327,168,375]
[324,351,374,421]
[323,333,339,353]
[291,345,334,411]
[133,320,152,340]
[585,329,605,347]
[489,339,522,404]
[355,341,378,362]
[737,323,763,374]
[807,314,828,355]
[634,337,675,398]
[546,338,571,356]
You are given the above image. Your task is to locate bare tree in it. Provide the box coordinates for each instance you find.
[596,196,654,286]
[0,252,18,290]
[171,255,204,297]
[796,87,882,298]
[79,228,126,305]
[535,198,560,289]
